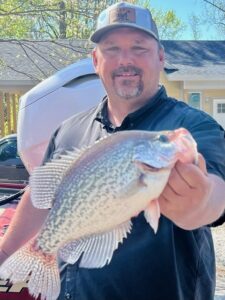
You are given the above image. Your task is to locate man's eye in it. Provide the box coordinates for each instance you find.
[105,47,119,53]
[132,47,147,53]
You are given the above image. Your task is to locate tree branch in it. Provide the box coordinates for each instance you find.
[41,12,59,38]
[18,41,49,77]
[18,41,59,72]
[4,64,38,81]
[202,0,225,13]
[51,40,91,54]
[216,21,225,26]
[0,8,95,18]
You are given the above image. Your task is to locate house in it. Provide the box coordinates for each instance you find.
[161,40,225,129]
[0,39,225,134]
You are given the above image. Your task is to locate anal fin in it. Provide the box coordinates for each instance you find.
[58,220,132,268]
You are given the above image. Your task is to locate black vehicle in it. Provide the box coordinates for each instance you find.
[0,135,29,299]
[0,134,29,186]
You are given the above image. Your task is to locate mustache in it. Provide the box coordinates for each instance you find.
[112,66,142,78]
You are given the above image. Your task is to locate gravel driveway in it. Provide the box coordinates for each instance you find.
[212,223,225,300]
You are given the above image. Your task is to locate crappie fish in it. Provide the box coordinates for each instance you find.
[0,128,197,300]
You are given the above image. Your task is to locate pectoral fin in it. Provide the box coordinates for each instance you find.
[144,199,160,233]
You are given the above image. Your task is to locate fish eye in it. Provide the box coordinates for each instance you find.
[158,135,169,143]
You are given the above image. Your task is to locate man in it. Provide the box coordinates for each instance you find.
[0,2,225,300]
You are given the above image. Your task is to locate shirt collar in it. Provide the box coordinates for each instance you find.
[95,85,167,131]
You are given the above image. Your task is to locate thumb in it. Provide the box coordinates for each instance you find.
[196,153,207,175]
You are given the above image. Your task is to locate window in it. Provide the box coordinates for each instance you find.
[188,92,201,109]
[217,103,225,114]
[0,140,17,161]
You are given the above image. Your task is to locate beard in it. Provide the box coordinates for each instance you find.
[111,66,144,99]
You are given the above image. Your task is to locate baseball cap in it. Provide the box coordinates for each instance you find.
[90,2,159,43]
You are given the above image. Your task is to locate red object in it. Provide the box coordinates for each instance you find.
[0,182,26,190]
[0,282,39,300]
[0,204,37,300]
[0,207,16,237]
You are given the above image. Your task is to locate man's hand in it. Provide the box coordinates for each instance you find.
[158,153,225,230]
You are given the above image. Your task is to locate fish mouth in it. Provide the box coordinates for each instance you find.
[141,163,167,172]
[134,161,170,173]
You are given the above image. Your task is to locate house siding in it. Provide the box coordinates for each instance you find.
[160,72,183,100]
[161,71,225,118]
[203,90,225,115]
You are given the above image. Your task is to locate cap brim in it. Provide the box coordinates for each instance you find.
[90,23,159,43]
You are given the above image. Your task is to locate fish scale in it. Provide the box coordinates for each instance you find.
[0,128,198,300]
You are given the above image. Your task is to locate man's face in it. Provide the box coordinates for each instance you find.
[92,28,165,104]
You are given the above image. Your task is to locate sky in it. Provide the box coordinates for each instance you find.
[150,0,219,40]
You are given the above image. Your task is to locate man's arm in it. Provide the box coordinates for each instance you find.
[158,153,225,230]
[0,187,49,263]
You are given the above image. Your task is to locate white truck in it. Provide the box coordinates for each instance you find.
[18,57,106,173]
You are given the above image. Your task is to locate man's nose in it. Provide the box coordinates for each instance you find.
[118,49,134,65]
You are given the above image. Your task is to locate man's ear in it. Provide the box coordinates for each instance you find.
[92,48,98,73]
[159,48,165,71]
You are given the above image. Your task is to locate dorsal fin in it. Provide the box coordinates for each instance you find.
[30,147,87,209]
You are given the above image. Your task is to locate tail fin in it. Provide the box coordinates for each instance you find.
[0,240,60,300]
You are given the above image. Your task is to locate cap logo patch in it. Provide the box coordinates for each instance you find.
[109,7,136,24]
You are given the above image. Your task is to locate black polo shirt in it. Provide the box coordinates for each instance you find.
[44,86,225,300]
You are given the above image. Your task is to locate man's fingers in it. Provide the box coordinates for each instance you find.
[174,159,208,189]
[167,166,193,196]
[196,153,207,175]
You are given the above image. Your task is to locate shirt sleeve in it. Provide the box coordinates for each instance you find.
[183,109,225,179]
[183,109,225,226]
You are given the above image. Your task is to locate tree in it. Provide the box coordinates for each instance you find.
[202,0,225,13]
[0,0,185,40]
[135,0,186,39]
[0,0,33,38]
[153,9,186,40]
[201,0,225,38]
[0,0,118,39]
[189,14,202,40]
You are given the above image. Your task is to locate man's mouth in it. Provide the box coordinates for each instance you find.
[112,66,142,79]
[116,72,139,77]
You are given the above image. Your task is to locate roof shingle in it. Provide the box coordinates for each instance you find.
[0,39,225,82]
[162,40,225,80]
